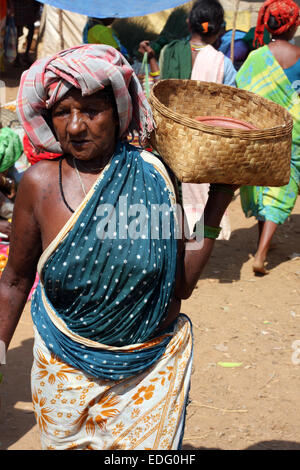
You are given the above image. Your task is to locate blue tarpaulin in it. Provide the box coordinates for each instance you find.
[37,0,190,18]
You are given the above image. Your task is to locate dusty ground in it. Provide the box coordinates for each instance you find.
[0,62,300,451]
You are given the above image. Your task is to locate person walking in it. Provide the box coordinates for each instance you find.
[236,0,300,274]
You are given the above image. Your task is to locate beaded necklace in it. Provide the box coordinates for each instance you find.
[59,157,74,213]
[190,43,206,52]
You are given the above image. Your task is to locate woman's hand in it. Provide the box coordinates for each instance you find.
[0,219,11,240]
[138,40,156,60]
[0,175,17,200]
[4,179,16,200]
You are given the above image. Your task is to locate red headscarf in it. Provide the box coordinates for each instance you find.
[254,0,300,46]
[23,134,61,165]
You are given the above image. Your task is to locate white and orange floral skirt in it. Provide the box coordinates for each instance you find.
[31,314,193,450]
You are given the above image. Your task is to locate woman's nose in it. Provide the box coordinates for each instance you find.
[67,110,86,135]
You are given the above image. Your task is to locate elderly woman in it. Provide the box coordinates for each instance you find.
[0,45,236,450]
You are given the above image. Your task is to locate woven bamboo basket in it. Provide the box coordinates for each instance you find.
[149,80,293,186]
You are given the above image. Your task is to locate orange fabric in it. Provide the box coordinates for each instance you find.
[201,21,209,33]
[23,134,61,165]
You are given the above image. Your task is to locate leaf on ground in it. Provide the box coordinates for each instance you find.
[217,362,243,368]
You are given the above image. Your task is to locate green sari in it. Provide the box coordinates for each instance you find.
[236,46,300,224]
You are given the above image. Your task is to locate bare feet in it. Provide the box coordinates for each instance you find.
[252,255,269,275]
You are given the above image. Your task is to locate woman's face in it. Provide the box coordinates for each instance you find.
[51,88,118,163]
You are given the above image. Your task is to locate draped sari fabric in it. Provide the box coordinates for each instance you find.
[31,314,193,450]
[236,46,300,224]
[31,142,179,380]
[30,142,193,450]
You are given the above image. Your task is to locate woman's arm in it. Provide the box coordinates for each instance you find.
[0,168,42,355]
[175,185,237,299]
[138,40,161,81]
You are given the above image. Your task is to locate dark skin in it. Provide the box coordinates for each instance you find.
[268,25,300,69]
[0,219,11,239]
[0,87,236,355]
[0,172,17,241]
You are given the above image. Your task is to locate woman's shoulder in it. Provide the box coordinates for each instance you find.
[124,141,171,175]
[139,148,177,194]
[19,157,60,191]
[268,41,300,69]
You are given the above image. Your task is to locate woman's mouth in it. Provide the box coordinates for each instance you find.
[71,139,90,147]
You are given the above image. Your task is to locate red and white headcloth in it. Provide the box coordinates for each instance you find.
[16,44,154,154]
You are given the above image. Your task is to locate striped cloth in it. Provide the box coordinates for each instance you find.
[16,44,154,154]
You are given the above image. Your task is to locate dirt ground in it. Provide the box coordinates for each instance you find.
[0,62,300,451]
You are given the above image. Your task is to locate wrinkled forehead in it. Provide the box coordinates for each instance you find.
[52,86,116,108]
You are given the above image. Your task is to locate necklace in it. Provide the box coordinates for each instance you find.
[190,43,206,52]
[73,158,87,196]
[76,159,107,172]
[59,157,75,213]
[59,156,110,213]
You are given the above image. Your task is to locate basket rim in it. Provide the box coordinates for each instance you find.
[150,79,293,140]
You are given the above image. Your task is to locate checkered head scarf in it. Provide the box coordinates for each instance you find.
[254,0,300,46]
[16,45,154,154]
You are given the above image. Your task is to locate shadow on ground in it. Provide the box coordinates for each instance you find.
[0,337,35,449]
[202,213,300,283]
[182,440,300,450]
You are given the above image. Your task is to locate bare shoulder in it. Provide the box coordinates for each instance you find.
[18,158,60,196]
[21,158,59,184]
[269,41,300,68]
[286,42,300,60]
[292,43,300,60]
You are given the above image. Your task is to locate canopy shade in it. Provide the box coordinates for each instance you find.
[36,0,190,18]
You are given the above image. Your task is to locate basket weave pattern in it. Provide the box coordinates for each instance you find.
[150,80,293,186]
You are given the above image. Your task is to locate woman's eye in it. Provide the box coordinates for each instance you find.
[86,108,99,117]
[53,109,69,117]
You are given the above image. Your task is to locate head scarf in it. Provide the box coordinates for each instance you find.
[0,127,23,172]
[254,0,300,46]
[22,134,61,165]
[16,45,154,154]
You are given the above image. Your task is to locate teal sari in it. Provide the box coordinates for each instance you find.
[31,141,178,380]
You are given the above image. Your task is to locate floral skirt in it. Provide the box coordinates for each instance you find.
[31,315,193,450]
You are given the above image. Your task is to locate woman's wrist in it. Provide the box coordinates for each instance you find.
[150,69,160,77]
[149,57,160,76]
[204,183,236,227]
[209,183,235,198]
